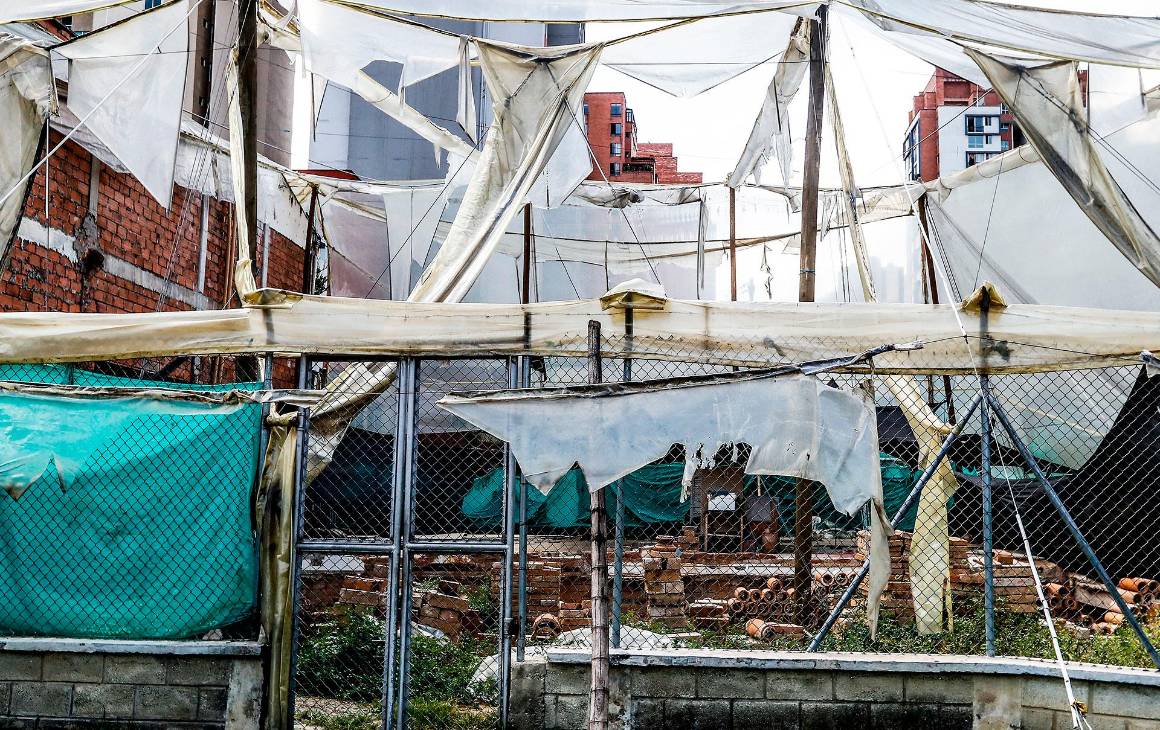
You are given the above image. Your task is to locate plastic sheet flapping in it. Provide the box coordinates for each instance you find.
[439,370,891,635]
[0,34,53,271]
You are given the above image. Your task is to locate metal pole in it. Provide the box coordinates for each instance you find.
[381,359,413,729]
[808,393,984,650]
[517,356,530,662]
[728,186,737,301]
[612,481,625,649]
[980,381,996,656]
[988,395,1160,669]
[285,407,309,729]
[238,0,259,283]
[395,359,419,730]
[794,4,828,627]
[497,359,518,729]
[587,321,610,730]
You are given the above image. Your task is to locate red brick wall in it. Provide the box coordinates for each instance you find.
[1,132,303,315]
[583,91,626,181]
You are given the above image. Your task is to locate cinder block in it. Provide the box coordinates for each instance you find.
[0,654,42,681]
[134,685,199,720]
[698,668,764,699]
[105,655,165,684]
[197,687,228,721]
[1022,677,1090,712]
[869,702,942,729]
[665,698,731,729]
[1091,683,1160,721]
[627,698,665,728]
[546,693,588,730]
[904,675,973,705]
[799,701,870,729]
[10,681,72,716]
[165,657,230,686]
[766,670,834,701]
[0,682,10,714]
[938,702,973,730]
[1127,719,1160,730]
[732,699,800,730]
[544,664,589,696]
[973,675,1021,730]
[43,654,104,683]
[632,668,697,699]
[834,672,904,703]
[509,659,547,730]
[71,683,134,719]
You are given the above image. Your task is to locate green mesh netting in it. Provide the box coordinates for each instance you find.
[0,365,261,639]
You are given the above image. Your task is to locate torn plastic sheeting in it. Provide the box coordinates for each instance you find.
[438,370,890,633]
[55,0,191,209]
[0,34,53,271]
[0,0,131,23]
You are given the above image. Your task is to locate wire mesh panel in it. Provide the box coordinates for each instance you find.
[0,363,262,640]
[413,358,511,543]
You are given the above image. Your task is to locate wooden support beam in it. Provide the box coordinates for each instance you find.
[794,4,828,628]
[522,203,533,305]
[587,320,609,730]
[238,0,259,284]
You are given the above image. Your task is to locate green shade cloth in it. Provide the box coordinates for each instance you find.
[0,365,262,639]
[463,453,924,531]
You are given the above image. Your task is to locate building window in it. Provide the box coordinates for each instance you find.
[145,0,163,7]
[966,115,994,134]
[610,103,622,117]
[967,135,984,149]
[965,151,994,167]
[626,109,634,123]
[583,103,588,117]
[1001,140,1010,151]
[610,142,622,156]
[610,123,622,135]
[1000,122,1010,132]
[610,162,622,176]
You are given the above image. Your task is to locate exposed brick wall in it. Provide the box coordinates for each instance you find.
[1,132,303,316]
[583,95,704,184]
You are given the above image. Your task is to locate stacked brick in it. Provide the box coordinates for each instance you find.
[856,530,973,621]
[413,584,481,641]
[642,537,687,629]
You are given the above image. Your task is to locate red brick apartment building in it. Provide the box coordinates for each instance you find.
[902,68,1021,182]
[583,91,703,184]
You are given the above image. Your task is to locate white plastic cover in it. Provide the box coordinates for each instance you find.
[0,35,53,267]
[56,0,192,208]
[0,0,128,22]
[602,11,800,98]
[333,0,813,22]
[728,18,809,187]
[967,51,1160,290]
[438,371,890,633]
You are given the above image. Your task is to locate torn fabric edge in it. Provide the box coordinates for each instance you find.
[0,35,54,274]
[966,50,1160,290]
[437,368,890,636]
[0,380,324,407]
[728,18,809,188]
[226,51,258,301]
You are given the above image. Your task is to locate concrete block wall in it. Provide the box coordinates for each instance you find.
[0,639,261,729]
[511,650,1160,730]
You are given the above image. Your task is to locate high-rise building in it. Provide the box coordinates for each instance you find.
[582,91,703,184]
[902,68,1022,182]
[310,22,584,180]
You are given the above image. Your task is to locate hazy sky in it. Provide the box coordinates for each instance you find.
[584,0,1151,187]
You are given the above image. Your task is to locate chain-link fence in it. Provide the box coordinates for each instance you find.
[0,359,264,642]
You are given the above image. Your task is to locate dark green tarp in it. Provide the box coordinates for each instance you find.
[0,365,261,639]
[463,453,925,531]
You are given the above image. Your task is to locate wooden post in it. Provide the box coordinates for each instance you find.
[302,186,320,295]
[916,195,956,423]
[522,203,533,305]
[587,320,609,730]
[729,186,737,301]
[794,4,827,628]
[238,0,259,284]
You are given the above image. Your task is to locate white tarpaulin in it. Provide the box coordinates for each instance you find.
[602,11,800,98]
[728,18,809,187]
[0,0,129,22]
[967,51,1160,291]
[333,0,813,22]
[0,35,53,269]
[298,0,461,89]
[56,0,192,209]
[438,370,891,634]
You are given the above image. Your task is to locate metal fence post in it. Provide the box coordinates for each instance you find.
[497,358,518,728]
[980,380,996,656]
[394,358,419,730]
[517,355,530,663]
[382,359,413,729]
